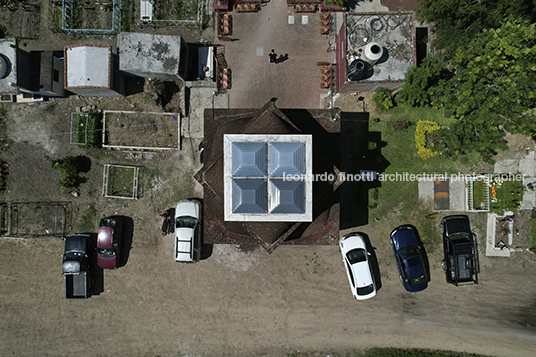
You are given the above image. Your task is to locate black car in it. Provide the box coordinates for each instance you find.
[440,215,479,286]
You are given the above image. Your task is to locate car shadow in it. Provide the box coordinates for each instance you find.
[85,233,104,297]
[201,244,213,260]
[407,224,432,283]
[114,216,134,268]
[358,232,383,292]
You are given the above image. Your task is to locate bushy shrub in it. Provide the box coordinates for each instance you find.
[397,56,451,107]
[52,156,89,192]
[415,120,440,159]
[372,87,394,110]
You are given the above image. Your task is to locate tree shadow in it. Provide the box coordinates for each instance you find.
[75,155,91,173]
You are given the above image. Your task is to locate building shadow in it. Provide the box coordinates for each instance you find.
[123,75,145,96]
[339,112,390,229]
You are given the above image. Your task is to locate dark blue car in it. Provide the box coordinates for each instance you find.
[390,225,428,292]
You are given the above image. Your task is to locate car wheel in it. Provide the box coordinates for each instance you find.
[441,259,447,271]
[389,238,393,246]
[399,275,403,282]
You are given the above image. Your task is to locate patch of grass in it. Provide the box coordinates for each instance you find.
[471,179,486,210]
[0,104,11,152]
[490,179,523,215]
[78,204,97,232]
[121,0,131,32]
[75,112,101,148]
[108,166,138,198]
[53,7,62,31]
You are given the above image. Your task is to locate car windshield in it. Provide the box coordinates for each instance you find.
[346,248,367,264]
[98,247,116,259]
[176,216,197,229]
[100,218,116,227]
[399,244,419,260]
[449,232,469,242]
[357,284,374,296]
[410,274,426,286]
[63,252,83,260]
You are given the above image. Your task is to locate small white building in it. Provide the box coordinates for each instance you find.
[64,44,123,97]
[118,32,189,81]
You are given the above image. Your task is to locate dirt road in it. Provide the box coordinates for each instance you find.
[1,235,536,356]
[1,96,536,356]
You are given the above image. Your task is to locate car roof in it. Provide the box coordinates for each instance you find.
[97,226,114,249]
[351,259,374,288]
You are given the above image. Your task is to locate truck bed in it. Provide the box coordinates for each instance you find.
[65,273,88,299]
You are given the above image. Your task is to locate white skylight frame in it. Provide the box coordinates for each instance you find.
[224,134,313,222]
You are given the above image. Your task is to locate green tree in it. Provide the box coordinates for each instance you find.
[397,56,451,107]
[416,0,536,56]
[372,87,394,110]
[431,20,536,162]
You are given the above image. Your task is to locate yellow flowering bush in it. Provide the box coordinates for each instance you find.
[415,120,440,159]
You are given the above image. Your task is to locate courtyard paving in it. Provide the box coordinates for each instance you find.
[216,1,335,108]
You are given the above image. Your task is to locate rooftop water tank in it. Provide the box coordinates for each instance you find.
[0,54,11,79]
[347,59,367,81]
[363,42,383,65]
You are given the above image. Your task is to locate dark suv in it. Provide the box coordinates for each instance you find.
[440,215,480,286]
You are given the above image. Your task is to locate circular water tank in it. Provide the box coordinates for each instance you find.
[363,42,384,65]
[0,54,10,79]
[347,59,367,81]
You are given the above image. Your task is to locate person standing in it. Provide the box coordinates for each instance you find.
[269,49,277,63]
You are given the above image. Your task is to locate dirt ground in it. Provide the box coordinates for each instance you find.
[1,91,536,357]
[1,3,536,356]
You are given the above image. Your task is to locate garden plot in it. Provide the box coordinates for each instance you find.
[103,111,179,150]
[102,164,139,199]
[154,0,201,23]
[467,175,490,211]
[0,202,70,238]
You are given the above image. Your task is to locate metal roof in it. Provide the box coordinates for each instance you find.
[269,179,305,213]
[231,179,268,213]
[269,142,306,177]
[232,142,267,177]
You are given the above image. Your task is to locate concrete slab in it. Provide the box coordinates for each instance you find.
[486,213,510,257]
[217,1,335,108]
[494,158,518,174]
[518,151,535,177]
[184,87,229,140]
[256,47,264,56]
[301,15,308,25]
[449,179,466,212]
[348,0,389,12]
[418,179,434,201]
[521,177,536,209]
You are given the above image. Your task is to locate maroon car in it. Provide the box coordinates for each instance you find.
[97,217,124,269]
